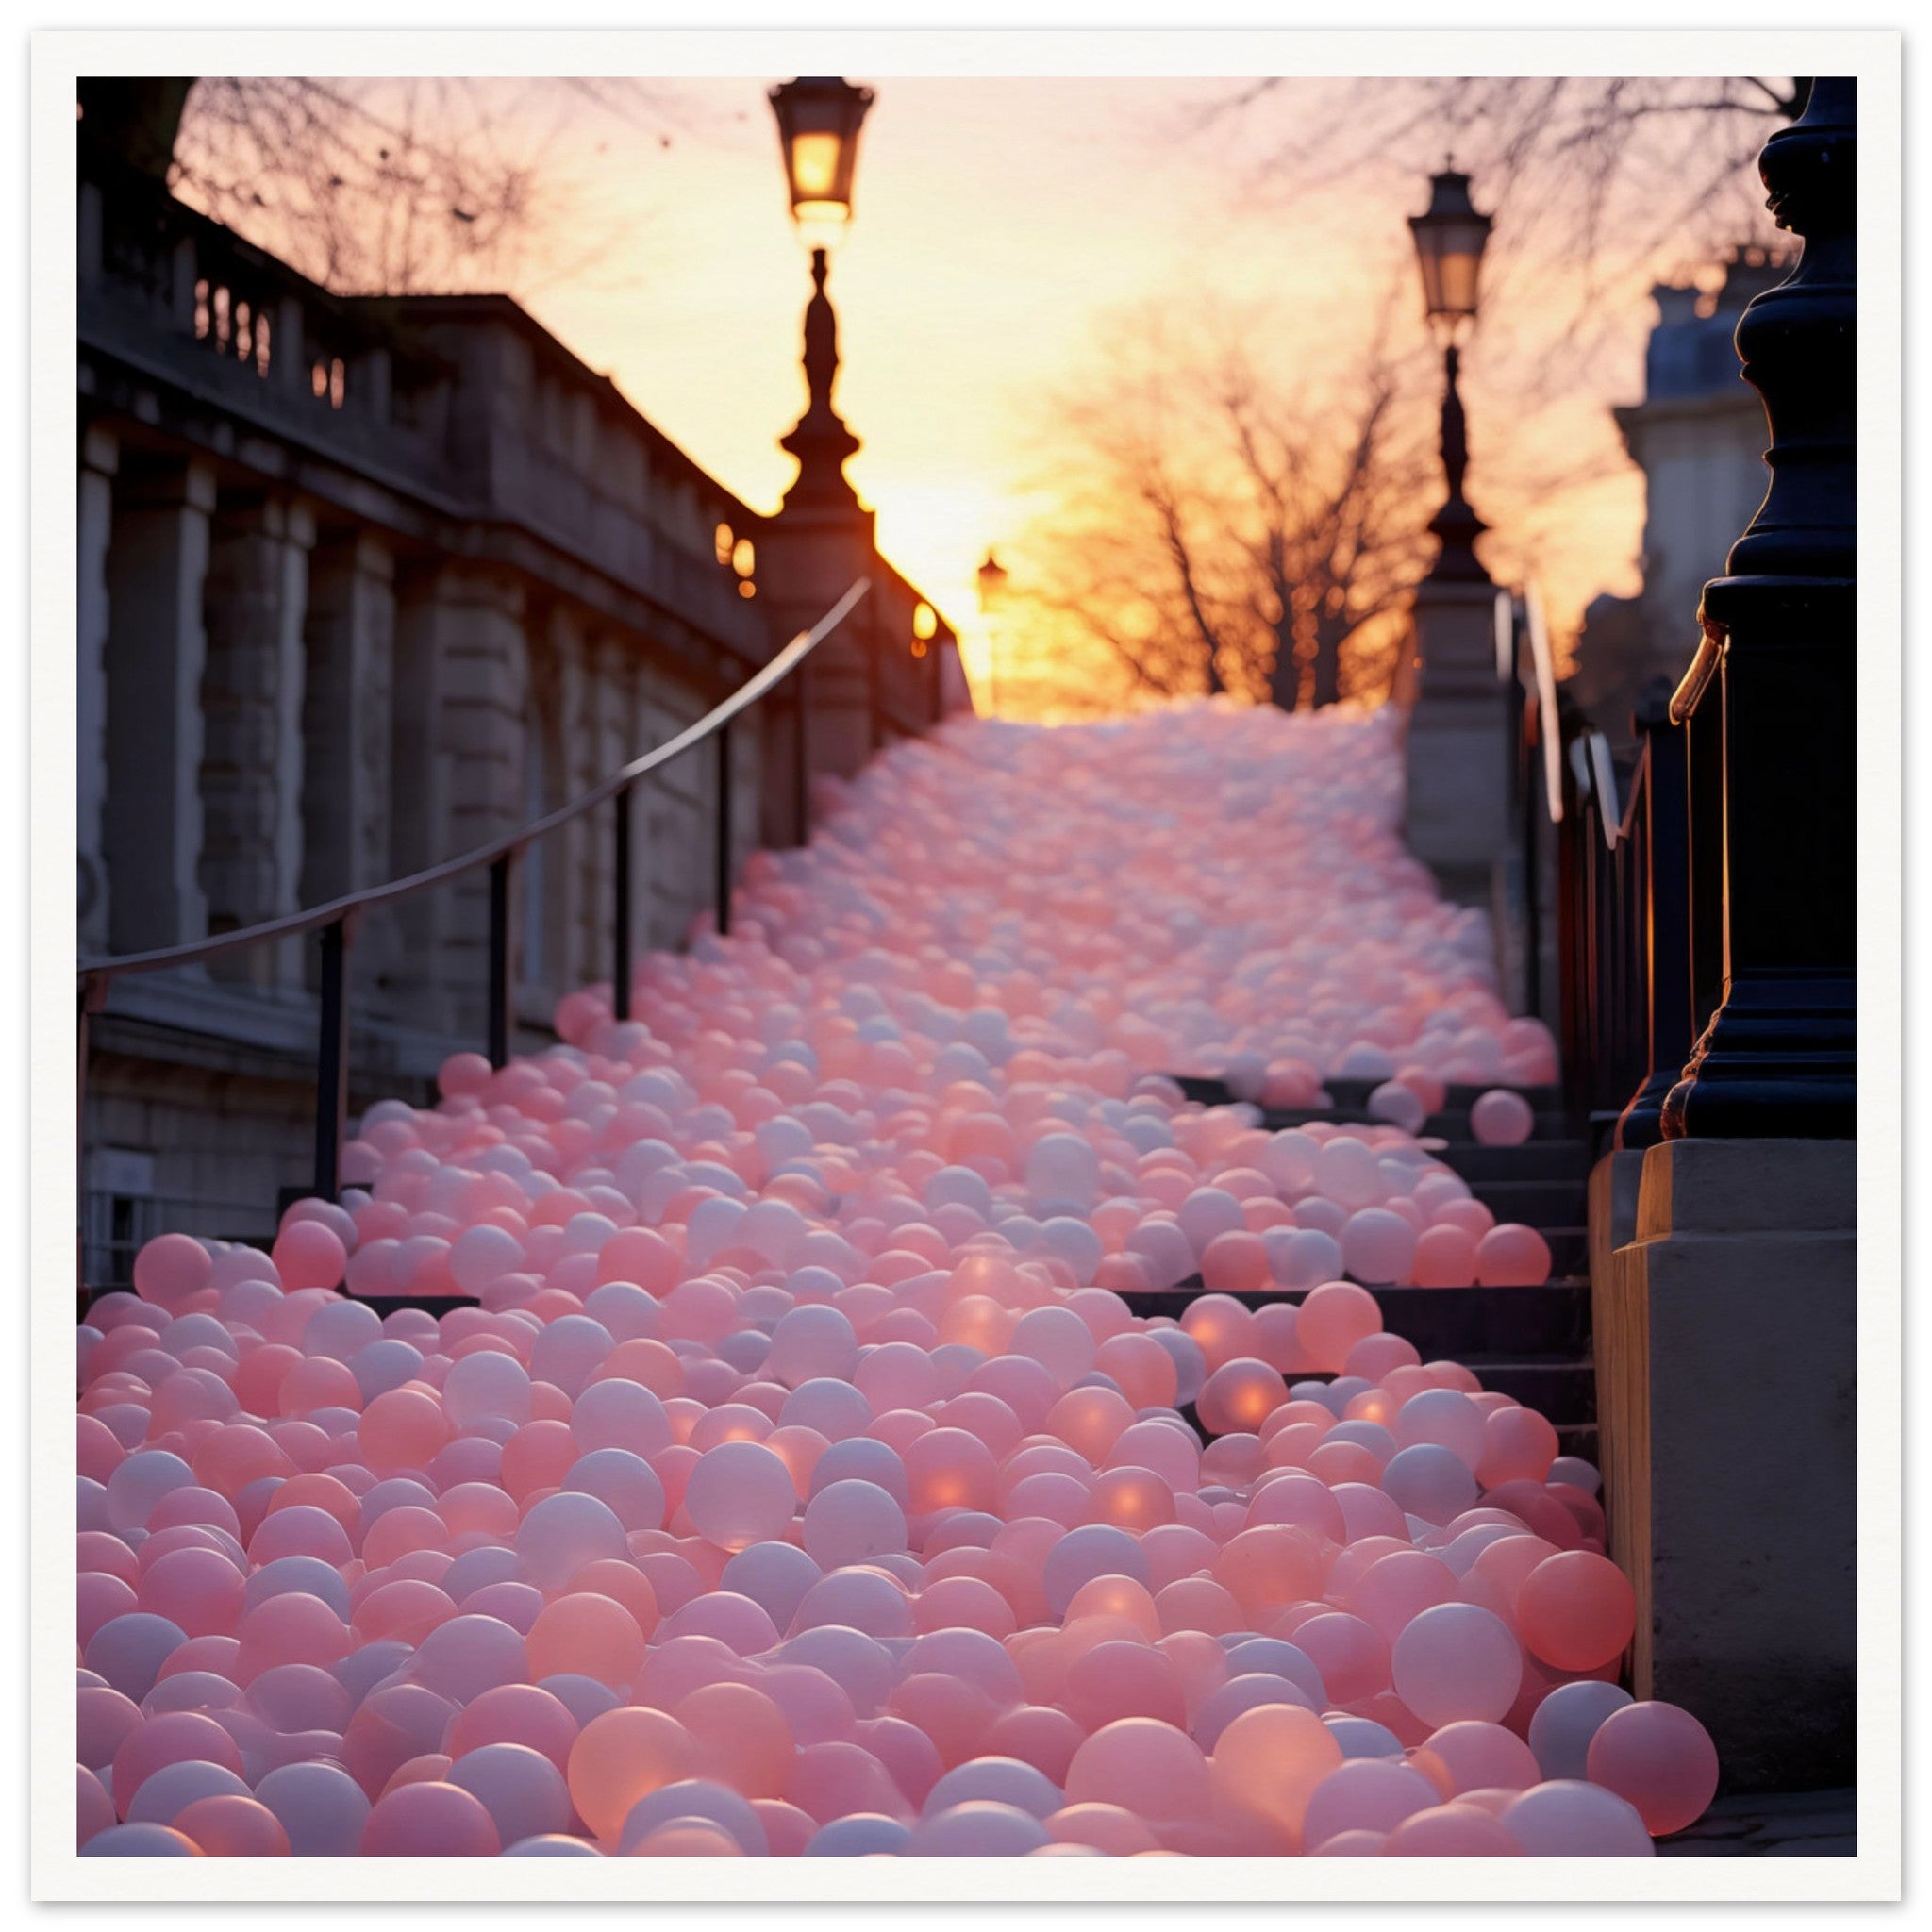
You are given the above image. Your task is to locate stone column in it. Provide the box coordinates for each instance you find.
[78,426,118,955]
[200,492,315,987]
[103,458,216,954]
[761,242,883,833]
[633,655,703,953]
[1400,579,1514,950]
[389,567,528,1036]
[760,508,877,807]
[1596,1139,1855,1790]
[544,606,597,998]
[301,529,396,986]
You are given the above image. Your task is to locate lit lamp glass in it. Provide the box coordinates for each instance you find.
[1407,169,1492,336]
[769,76,874,232]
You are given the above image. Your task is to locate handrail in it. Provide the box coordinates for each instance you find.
[76,577,874,1259]
[1524,585,1563,825]
[78,579,871,983]
[1587,732,1621,849]
[1567,734,1593,803]
[1669,609,1726,725]
[1617,737,1651,846]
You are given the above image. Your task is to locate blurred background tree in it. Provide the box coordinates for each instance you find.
[1013,301,1436,709]
[78,75,680,295]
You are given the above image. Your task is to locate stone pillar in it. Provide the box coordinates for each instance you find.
[544,607,598,998]
[1400,579,1514,948]
[1596,1138,1855,1791]
[301,529,396,986]
[390,567,527,1035]
[200,492,315,987]
[760,505,877,802]
[103,458,216,955]
[633,655,701,954]
[78,426,118,955]
[760,242,882,835]
[728,699,762,909]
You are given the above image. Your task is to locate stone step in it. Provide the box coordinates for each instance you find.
[352,1292,481,1320]
[1173,1074,1564,1116]
[1436,1141,1592,1185]
[1417,1108,1573,1143]
[1541,1229,1589,1279]
[1242,1104,1574,1143]
[1466,1178,1591,1229]
[1469,1359,1597,1423]
[1136,1278,1591,1359]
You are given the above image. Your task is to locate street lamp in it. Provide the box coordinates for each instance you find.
[770,75,874,229]
[1408,167,1494,585]
[770,77,874,511]
[976,551,1010,714]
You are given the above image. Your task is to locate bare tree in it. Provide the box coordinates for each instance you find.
[1194,76,1798,391]
[1007,302,1438,715]
[80,75,685,296]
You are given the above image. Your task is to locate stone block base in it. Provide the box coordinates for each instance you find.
[1594,1139,1856,1792]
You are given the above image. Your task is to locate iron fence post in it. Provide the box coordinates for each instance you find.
[1618,686,1693,1147]
[487,852,515,1069]
[715,718,733,935]
[793,671,811,846]
[613,783,633,1022]
[314,915,353,1199]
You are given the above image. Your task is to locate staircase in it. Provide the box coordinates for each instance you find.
[82,1082,1599,1474]
[1158,1076,1598,1466]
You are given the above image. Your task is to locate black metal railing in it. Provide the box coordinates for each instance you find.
[76,579,872,1268]
[1503,588,1697,1157]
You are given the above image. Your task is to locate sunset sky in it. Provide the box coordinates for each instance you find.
[183,73,1779,703]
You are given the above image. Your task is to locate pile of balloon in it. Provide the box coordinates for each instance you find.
[75,701,1720,1857]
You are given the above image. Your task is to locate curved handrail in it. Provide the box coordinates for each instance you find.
[79,579,872,984]
[1618,738,1650,846]
[1524,585,1563,825]
[1669,609,1726,725]
[1587,732,1621,850]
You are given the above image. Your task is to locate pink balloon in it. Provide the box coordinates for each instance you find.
[1518,1551,1638,1672]
[1473,1224,1552,1289]
[1064,1720,1210,1824]
[360,1779,502,1857]
[1502,1780,1656,1856]
[1470,1090,1535,1147]
[133,1234,213,1314]
[1585,1701,1721,1836]
[1391,1603,1522,1729]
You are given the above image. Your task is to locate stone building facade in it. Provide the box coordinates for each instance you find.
[77,148,966,1285]
[1571,248,1788,741]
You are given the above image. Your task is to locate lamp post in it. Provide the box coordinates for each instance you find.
[1398,163,1513,959]
[1658,77,1857,1138]
[761,77,878,843]
[976,550,1009,715]
[769,75,874,512]
[1408,168,1494,587]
